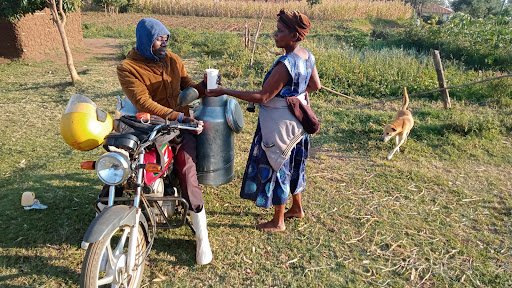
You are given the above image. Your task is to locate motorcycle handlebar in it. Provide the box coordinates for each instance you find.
[144,122,201,145]
[175,122,202,131]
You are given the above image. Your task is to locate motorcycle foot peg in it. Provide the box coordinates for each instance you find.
[81,241,90,250]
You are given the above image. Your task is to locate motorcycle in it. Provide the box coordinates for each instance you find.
[78,113,202,288]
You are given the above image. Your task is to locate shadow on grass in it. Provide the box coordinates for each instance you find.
[209,209,259,217]
[313,109,386,154]
[150,237,196,268]
[314,106,509,158]
[0,254,80,287]
[0,161,211,283]
[16,81,72,95]
[207,221,255,230]
[92,54,125,63]
[0,163,99,248]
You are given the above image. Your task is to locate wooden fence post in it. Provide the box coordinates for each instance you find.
[244,22,249,50]
[249,15,264,68]
[432,50,451,109]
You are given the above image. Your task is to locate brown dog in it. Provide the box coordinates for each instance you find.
[382,87,414,160]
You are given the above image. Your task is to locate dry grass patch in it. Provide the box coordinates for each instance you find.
[132,0,413,21]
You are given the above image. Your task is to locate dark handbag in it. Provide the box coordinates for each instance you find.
[285,96,320,134]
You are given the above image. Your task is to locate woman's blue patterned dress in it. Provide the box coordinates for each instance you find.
[240,51,315,208]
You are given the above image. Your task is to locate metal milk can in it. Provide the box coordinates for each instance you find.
[193,95,244,186]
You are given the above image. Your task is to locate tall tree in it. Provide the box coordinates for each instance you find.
[47,0,81,84]
[451,0,504,17]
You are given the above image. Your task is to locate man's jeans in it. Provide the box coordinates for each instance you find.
[174,132,203,213]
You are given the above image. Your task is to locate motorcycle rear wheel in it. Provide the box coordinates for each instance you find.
[80,224,147,288]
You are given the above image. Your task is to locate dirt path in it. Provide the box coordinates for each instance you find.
[80,38,122,63]
[0,38,122,64]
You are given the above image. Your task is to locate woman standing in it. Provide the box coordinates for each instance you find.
[206,10,321,232]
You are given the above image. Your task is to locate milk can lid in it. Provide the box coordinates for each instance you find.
[225,98,244,133]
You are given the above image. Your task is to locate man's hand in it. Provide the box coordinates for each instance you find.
[182,116,204,134]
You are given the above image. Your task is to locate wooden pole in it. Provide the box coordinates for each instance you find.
[247,16,264,112]
[249,15,264,68]
[244,23,247,49]
[432,50,451,109]
[321,86,358,101]
[244,23,249,49]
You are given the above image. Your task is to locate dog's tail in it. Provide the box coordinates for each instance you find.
[401,87,410,110]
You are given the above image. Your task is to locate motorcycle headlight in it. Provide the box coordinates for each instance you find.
[95,152,130,185]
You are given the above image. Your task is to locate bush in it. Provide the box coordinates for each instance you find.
[310,28,371,50]
[383,13,512,71]
[0,0,81,20]
[92,0,129,13]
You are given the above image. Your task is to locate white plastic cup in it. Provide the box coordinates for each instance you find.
[205,68,219,90]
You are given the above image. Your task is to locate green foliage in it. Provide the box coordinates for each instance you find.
[501,3,512,16]
[446,111,507,138]
[82,23,133,39]
[171,26,511,104]
[92,0,129,12]
[384,13,512,71]
[0,0,81,20]
[306,0,321,7]
[309,28,371,50]
[451,0,504,18]
[413,107,511,140]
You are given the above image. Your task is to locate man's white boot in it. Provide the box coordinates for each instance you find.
[190,208,213,265]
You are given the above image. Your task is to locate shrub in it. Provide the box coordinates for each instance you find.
[384,13,512,71]
[92,0,129,13]
[0,0,81,20]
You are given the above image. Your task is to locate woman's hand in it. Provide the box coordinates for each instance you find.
[205,87,226,97]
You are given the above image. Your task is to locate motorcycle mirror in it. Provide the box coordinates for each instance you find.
[177,87,199,107]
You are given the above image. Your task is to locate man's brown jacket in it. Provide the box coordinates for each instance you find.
[117,48,204,120]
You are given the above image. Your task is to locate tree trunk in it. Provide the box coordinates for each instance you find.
[47,0,81,84]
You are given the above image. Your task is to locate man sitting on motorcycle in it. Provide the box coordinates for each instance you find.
[117,17,212,265]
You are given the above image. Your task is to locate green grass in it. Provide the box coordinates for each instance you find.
[1,13,511,287]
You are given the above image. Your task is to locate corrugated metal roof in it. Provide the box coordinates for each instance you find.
[420,3,454,15]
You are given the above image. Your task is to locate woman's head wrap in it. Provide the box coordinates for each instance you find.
[277,9,311,42]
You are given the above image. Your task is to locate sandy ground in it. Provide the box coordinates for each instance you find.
[0,38,121,65]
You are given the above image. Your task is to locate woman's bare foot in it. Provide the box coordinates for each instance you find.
[256,220,285,232]
[284,207,304,219]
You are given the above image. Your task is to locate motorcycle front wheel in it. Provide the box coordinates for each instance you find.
[80,224,147,288]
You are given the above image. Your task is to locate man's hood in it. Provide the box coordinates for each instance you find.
[135,18,170,61]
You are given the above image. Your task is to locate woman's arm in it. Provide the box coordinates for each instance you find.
[207,62,290,104]
[306,66,321,93]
